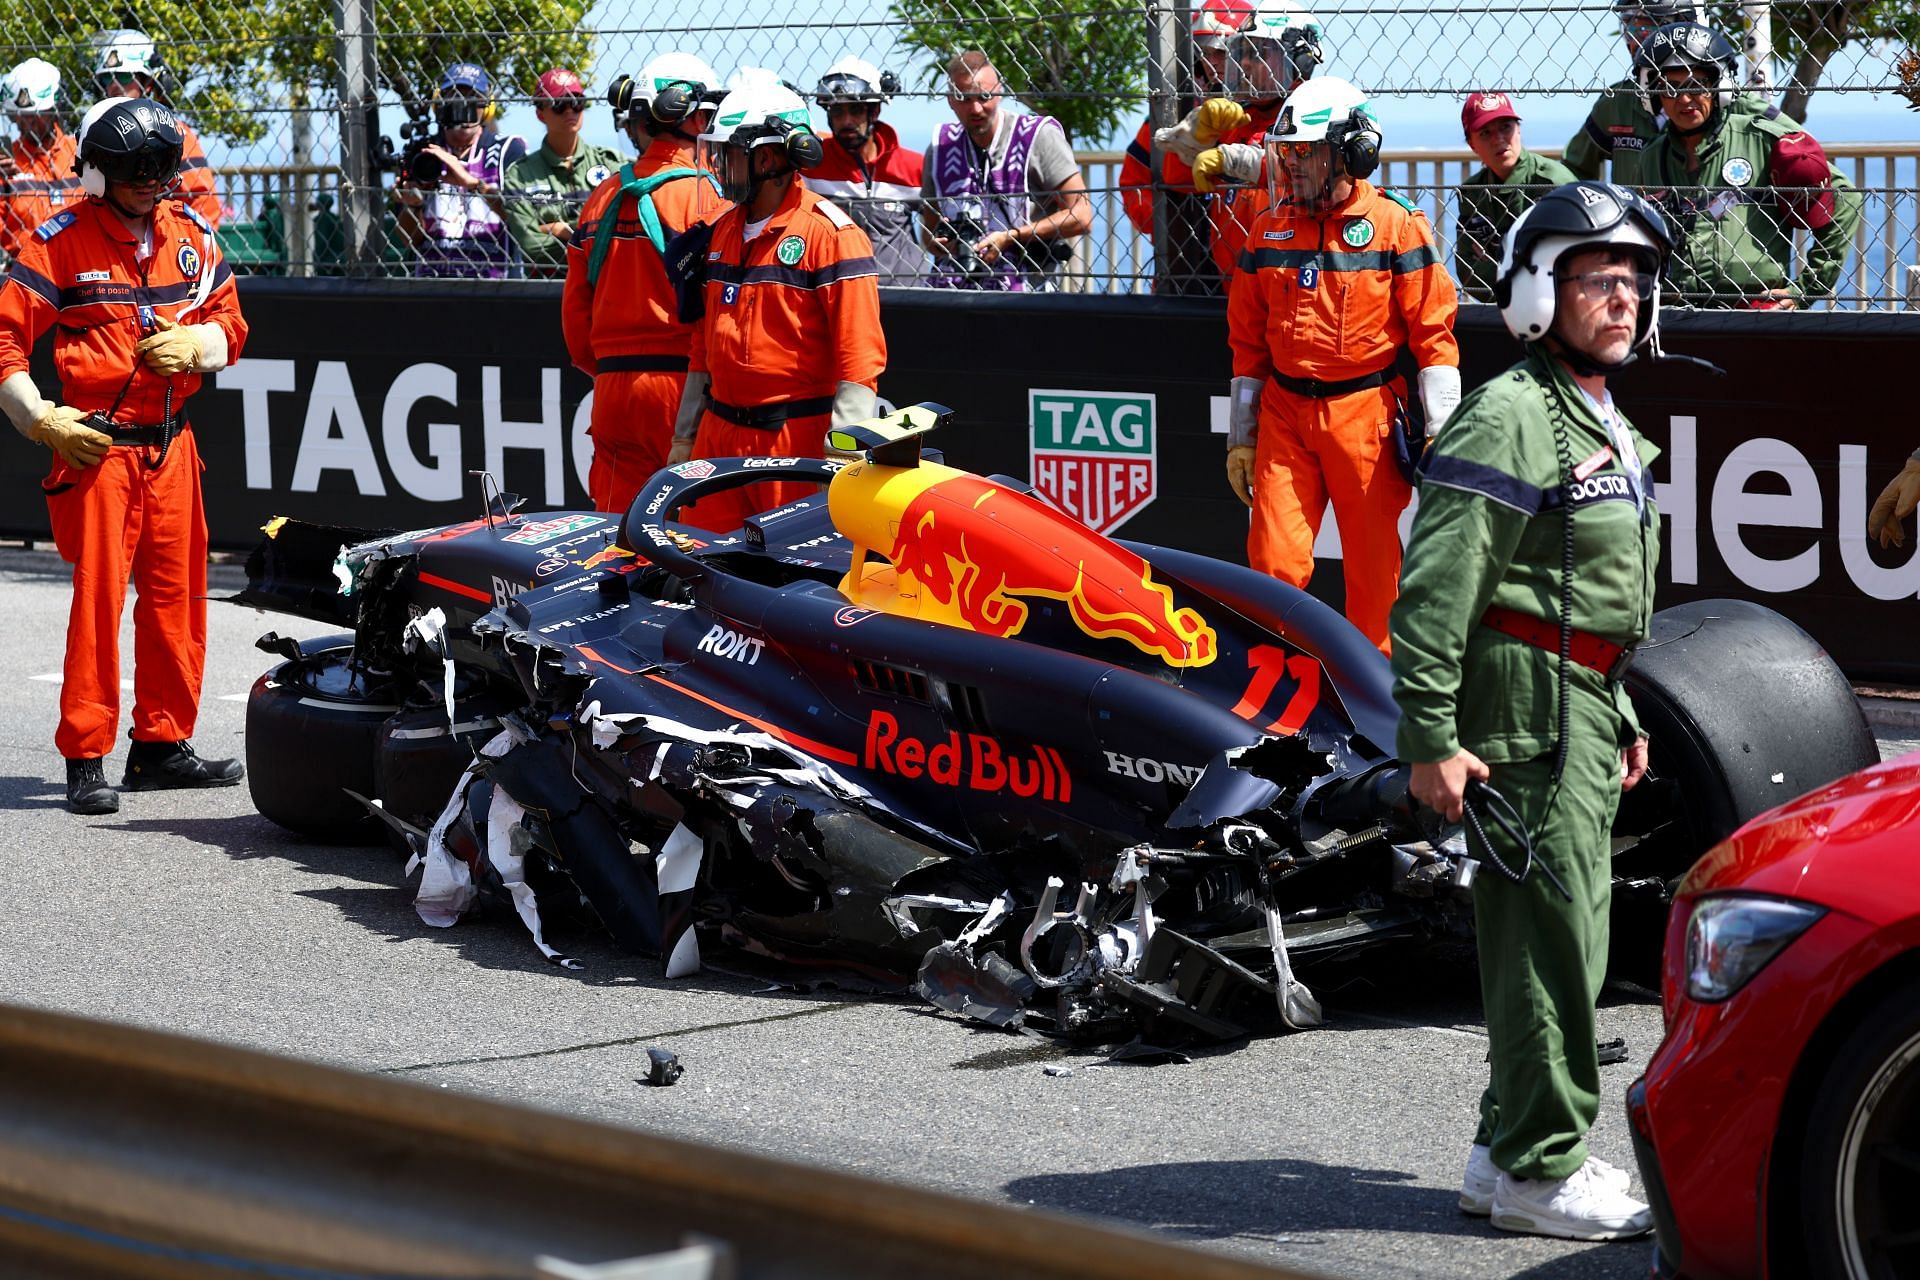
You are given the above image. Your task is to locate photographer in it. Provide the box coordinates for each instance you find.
[919,51,1089,291]
[393,63,528,278]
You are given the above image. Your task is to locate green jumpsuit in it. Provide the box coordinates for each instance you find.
[1389,345,1658,1181]
[1641,107,1861,306]
[1456,150,1578,301]
[502,140,625,275]
[1562,81,1790,187]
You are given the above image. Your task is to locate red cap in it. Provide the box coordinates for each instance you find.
[535,67,585,103]
[1770,131,1836,230]
[1460,91,1521,138]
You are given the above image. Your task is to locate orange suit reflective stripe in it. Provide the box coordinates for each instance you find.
[1226,180,1459,653]
[0,196,247,759]
[684,183,885,532]
[0,130,79,259]
[1117,118,1197,239]
[562,136,727,514]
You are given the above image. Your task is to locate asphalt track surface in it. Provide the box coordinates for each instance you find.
[3,546,1914,1280]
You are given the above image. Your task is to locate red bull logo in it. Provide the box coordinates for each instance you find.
[863,712,1072,801]
[884,472,1216,668]
[580,543,637,571]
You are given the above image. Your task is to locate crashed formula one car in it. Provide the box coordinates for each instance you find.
[239,405,1876,1044]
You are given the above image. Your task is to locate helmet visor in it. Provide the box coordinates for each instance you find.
[1226,32,1319,99]
[94,141,183,186]
[698,137,755,204]
[1263,139,1334,212]
[814,72,876,104]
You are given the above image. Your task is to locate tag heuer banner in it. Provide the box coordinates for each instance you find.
[1027,389,1158,534]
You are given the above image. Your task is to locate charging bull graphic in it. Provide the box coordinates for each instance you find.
[834,463,1216,669]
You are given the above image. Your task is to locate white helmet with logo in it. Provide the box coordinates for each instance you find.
[698,83,822,203]
[1263,77,1380,211]
[1226,0,1324,101]
[89,28,161,89]
[612,52,719,130]
[813,56,898,106]
[4,58,60,116]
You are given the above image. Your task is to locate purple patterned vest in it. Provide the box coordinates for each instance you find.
[418,129,527,279]
[926,112,1054,291]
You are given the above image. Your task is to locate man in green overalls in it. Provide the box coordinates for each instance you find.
[1563,0,1788,186]
[1636,22,1860,308]
[1390,182,1673,1241]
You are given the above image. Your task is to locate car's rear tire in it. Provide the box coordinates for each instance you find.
[246,646,402,843]
[1800,988,1920,1279]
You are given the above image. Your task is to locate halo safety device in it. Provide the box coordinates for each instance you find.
[1225,0,1323,101]
[813,57,900,107]
[5,58,60,116]
[74,97,184,197]
[1492,181,1675,357]
[434,62,497,127]
[1262,76,1379,210]
[1632,21,1739,114]
[698,84,821,204]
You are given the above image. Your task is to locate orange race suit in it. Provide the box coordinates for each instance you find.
[1117,117,1195,239]
[174,118,222,228]
[0,128,80,260]
[0,196,247,760]
[1207,100,1281,285]
[683,182,885,532]
[1227,179,1458,652]
[563,135,726,515]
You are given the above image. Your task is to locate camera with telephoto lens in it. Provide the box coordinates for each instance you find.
[943,213,1074,279]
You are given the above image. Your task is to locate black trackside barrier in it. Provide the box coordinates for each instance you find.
[7,278,1916,682]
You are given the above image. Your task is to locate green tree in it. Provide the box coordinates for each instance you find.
[1707,1,1920,121]
[13,0,591,145]
[887,0,1147,143]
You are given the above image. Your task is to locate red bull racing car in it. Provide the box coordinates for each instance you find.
[238,405,1876,1043]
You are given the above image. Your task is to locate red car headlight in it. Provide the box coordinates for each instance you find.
[1683,895,1825,1002]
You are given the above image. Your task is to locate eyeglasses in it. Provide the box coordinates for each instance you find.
[542,97,588,113]
[1560,270,1651,300]
[947,91,997,103]
[1272,142,1321,160]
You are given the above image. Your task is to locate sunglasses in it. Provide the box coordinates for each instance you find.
[1654,76,1719,96]
[99,72,149,88]
[542,97,588,113]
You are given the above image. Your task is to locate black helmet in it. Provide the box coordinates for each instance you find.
[75,96,183,196]
[1495,183,1674,356]
[1633,21,1739,105]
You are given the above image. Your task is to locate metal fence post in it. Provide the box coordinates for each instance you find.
[289,87,315,277]
[1144,0,1180,293]
[333,0,383,275]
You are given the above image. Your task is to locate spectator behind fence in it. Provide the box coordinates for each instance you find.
[1224,77,1458,655]
[503,68,620,279]
[394,63,528,279]
[1635,23,1858,308]
[562,53,725,515]
[1455,92,1574,301]
[920,51,1089,291]
[804,57,924,285]
[0,59,79,260]
[1563,0,1791,186]
[1116,0,1252,291]
[87,28,220,227]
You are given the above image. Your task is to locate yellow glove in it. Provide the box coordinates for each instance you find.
[133,315,203,376]
[30,405,113,470]
[1868,456,1920,548]
[1192,148,1227,194]
[1191,143,1263,194]
[1192,98,1250,147]
[1226,445,1256,508]
[667,438,695,466]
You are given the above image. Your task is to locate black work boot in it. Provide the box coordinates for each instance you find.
[65,758,120,815]
[122,739,245,791]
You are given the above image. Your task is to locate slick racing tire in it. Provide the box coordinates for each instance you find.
[1608,600,1876,981]
[1798,988,1920,1280]
[246,646,402,844]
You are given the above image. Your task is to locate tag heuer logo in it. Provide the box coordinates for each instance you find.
[1028,389,1157,534]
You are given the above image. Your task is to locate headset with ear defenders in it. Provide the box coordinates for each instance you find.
[1335,110,1380,180]
[766,115,823,170]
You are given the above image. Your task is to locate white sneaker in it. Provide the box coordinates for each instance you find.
[1460,1145,1632,1216]
[1490,1158,1653,1241]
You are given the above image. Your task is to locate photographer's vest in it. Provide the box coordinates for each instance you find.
[424,131,523,244]
[925,113,1055,291]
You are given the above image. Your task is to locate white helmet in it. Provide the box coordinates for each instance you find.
[813,56,897,106]
[1263,77,1378,211]
[4,58,60,116]
[1494,183,1675,360]
[698,84,821,203]
[726,66,789,95]
[89,28,160,88]
[615,52,719,129]
[1225,0,1323,101]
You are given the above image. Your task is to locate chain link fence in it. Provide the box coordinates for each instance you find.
[2,2,1916,306]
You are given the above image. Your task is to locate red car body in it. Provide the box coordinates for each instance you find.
[1628,753,1920,1277]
